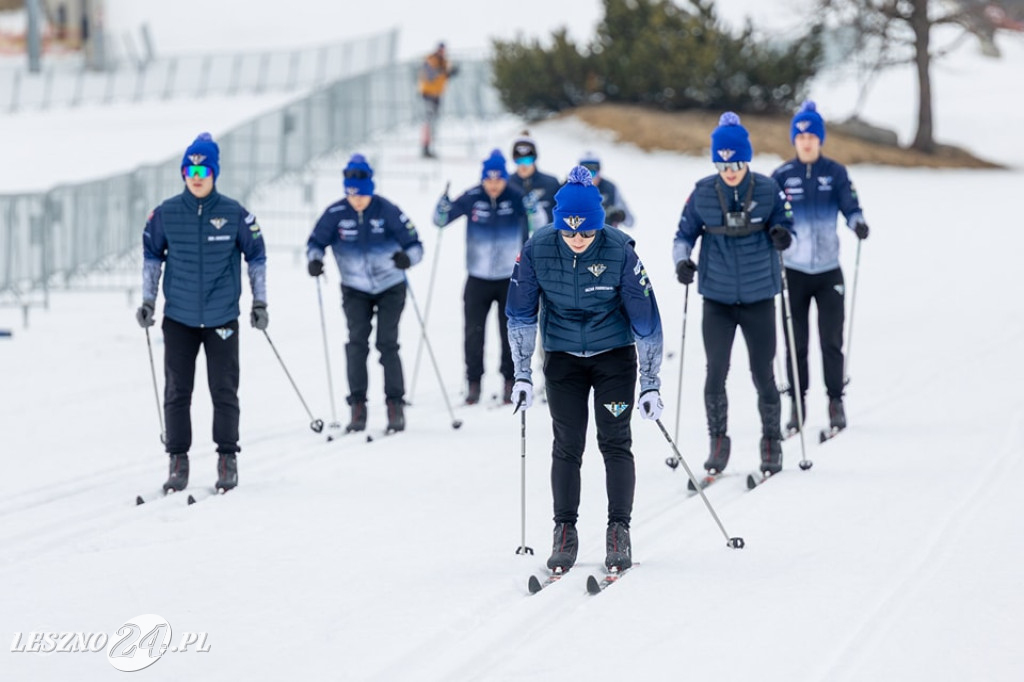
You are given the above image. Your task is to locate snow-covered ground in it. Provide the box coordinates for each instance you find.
[3,2,1024,680]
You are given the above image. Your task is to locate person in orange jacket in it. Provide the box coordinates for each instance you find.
[417,42,458,158]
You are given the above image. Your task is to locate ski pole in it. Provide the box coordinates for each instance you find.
[779,260,812,471]
[654,419,744,549]
[775,299,790,394]
[843,239,862,386]
[315,275,341,430]
[261,330,324,433]
[405,278,463,430]
[144,327,166,445]
[408,185,447,404]
[672,284,690,445]
[514,400,533,555]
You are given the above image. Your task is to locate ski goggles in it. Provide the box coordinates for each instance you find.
[714,161,747,172]
[184,165,211,179]
[559,229,597,239]
[514,156,536,166]
[580,162,600,175]
[343,168,371,180]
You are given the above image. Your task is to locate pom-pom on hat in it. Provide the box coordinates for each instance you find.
[481,149,509,180]
[181,132,220,179]
[552,165,606,232]
[791,100,826,144]
[343,153,375,197]
[710,112,752,163]
[511,131,538,162]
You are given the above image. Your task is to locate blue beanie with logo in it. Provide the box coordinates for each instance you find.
[481,149,509,180]
[181,132,220,179]
[343,154,375,197]
[552,166,606,232]
[791,100,826,144]
[710,112,752,163]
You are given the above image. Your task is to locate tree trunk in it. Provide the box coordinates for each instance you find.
[910,0,936,153]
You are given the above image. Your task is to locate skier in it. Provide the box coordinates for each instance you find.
[507,165,664,572]
[433,149,533,405]
[417,41,458,159]
[578,152,634,229]
[508,130,562,232]
[672,112,795,477]
[306,154,423,433]
[136,133,268,493]
[771,101,869,434]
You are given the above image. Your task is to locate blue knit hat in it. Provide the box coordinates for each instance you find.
[343,153,375,196]
[710,112,752,163]
[181,132,220,179]
[791,100,826,144]
[552,166,606,232]
[481,149,509,180]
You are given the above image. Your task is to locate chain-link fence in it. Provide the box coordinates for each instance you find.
[0,54,504,310]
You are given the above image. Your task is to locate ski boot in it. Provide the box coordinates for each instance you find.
[502,378,515,405]
[605,521,632,571]
[163,453,189,493]
[828,397,847,431]
[546,522,578,571]
[216,453,238,492]
[346,401,367,433]
[465,381,482,406]
[759,436,783,475]
[385,398,405,433]
[703,435,731,474]
[785,395,806,435]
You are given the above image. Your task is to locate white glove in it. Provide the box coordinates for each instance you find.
[511,380,533,412]
[638,390,663,421]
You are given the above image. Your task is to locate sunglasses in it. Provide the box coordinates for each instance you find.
[560,229,597,239]
[714,161,747,172]
[344,168,371,180]
[185,165,211,179]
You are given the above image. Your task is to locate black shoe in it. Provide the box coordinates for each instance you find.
[465,381,481,405]
[703,435,731,474]
[759,437,783,475]
[605,521,632,570]
[786,396,806,433]
[346,401,367,433]
[503,378,514,405]
[546,522,578,571]
[828,397,847,430]
[421,146,436,159]
[163,453,189,493]
[216,453,238,491]
[386,398,405,433]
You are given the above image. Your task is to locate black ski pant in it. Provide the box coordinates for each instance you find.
[544,346,637,527]
[162,316,240,456]
[782,267,846,401]
[463,276,513,384]
[702,298,781,438]
[341,282,406,404]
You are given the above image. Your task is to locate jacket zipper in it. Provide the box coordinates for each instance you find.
[197,202,205,327]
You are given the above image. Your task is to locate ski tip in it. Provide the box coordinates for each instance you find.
[686,478,697,492]
[135,495,145,506]
[187,494,196,505]
[586,575,601,595]
[746,474,758,490]
[528,575,542,594]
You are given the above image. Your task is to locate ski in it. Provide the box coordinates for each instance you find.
[746,470,779,490]
[818,426,844,443]
[135,488,177,506]
[527,568,567,594]
[586,565,637,594]
[687,472,723,494]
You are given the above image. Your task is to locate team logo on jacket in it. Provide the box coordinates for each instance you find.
[717,149,735,161]
[562,215,586,230]
[588,263,606,277]
[210,218,227,230]
[188,154,206,165]
[604,402,629,418]
[817,176,833,191]
[215,327,234,340]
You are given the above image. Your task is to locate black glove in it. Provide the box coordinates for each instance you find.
[136,300,155,328]
[448,64,460,78]
[676,259,696,285]
[607,208,626,225]
[308,259,324,277]
[853,219,869,240]
[250,301,269,330]
[769,225,792,251]
[392,251,412,270]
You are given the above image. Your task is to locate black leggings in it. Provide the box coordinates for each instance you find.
[782,267,846,400]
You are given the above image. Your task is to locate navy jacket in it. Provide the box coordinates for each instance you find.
[433,185,531,280]
[306,195,423,295]
[506,226,663,393]
[509,168,562,233]
[673,172,793,305]
[142,189,267,328]
[771,156,865,274]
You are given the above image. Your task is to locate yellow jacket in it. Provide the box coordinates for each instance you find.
[418,53,450,99]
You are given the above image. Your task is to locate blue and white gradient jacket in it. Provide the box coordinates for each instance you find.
[771,156,865,275]
[505,225,663,393]
[307,195,423,295]
[433,185,531,280]
[142,188,267,328]
[673,171,793,305]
